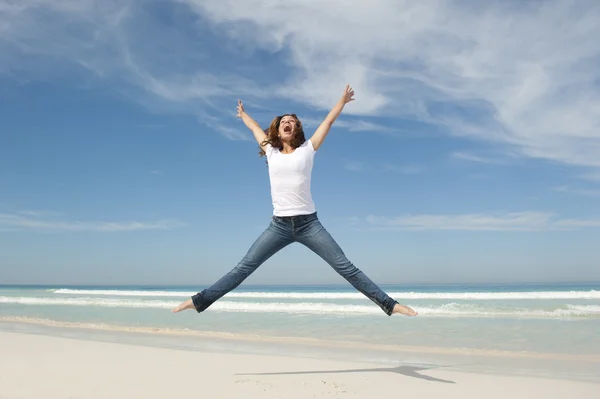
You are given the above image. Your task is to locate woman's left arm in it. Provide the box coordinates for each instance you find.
[310,85,355,151]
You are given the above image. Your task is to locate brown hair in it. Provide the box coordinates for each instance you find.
[259,114,306,158]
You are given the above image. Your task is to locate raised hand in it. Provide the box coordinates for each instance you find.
[235,100,268,147]
[236,100,245,118]
[310,85,356,151]
[341,84,355,104]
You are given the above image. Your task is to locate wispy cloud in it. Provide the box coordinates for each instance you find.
[15,209,62,217]
[451,152,506,164]
[182,0,600,167]
[365,212,600,231]
[554,219,600,229]
[578,172,600,183]
[3,1,600,164]
[344,161,364,172]
[298,116,390,134]
[0,0,258,140]
[333,119,391,133]
[552,186,600,197]
[468,173,488,180]
[382,164,423,175]
[0,213,183,232]
[343,162,423,174]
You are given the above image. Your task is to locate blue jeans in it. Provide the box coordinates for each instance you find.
[191,212,399,315]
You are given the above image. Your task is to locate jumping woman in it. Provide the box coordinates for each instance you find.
[172,85,418,317]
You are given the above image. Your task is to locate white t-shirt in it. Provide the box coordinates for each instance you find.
[265,139,316,216]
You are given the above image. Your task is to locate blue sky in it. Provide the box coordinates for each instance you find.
[1,0,599,286]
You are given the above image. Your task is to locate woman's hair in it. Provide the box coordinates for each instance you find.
[258,114,306,158]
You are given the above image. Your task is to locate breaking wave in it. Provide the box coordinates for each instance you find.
[3,296,600,318]
[50,288,600,300]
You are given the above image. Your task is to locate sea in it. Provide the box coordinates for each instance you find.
[1,282,599,358]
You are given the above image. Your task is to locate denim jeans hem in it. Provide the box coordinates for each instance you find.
[385,300,399,316]
[191,292,205,313]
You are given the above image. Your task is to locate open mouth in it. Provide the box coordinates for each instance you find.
[283,125,292,133]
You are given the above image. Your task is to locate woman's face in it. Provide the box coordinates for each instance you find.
[278,115,298,141]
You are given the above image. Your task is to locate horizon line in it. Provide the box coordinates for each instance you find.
[2,281,599,288]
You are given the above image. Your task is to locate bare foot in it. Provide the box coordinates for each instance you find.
[171,298,195,313]
[392,303,418,316]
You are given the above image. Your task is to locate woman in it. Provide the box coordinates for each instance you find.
[172,85,417,317]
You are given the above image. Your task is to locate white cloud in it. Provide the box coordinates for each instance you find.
[451,152,505,164]
[3,0,600,163]
[365,211,600,231]
[554,219,600,228]
[341,120,391,133]
[298,116,390,134]
[382,164,423,175]
[343,161,422,174]
[0,0,258,139]
[579,172,600,183]
[344,161,364,172]
[0,213,183,232]
[468,173,488,180]
[15,209,62,217]
[552,185,600,197]
[181,0,600,167]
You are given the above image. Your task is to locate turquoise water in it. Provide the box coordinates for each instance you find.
[1,283,599,355]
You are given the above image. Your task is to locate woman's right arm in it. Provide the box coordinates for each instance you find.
[237,100,268,149]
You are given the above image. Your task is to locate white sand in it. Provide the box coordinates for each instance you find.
[1,331,598,399]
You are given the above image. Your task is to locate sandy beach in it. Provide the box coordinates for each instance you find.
[1,329,598,399]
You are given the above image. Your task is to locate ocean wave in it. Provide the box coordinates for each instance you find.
[3,297,600,318]
[50,288,600,300]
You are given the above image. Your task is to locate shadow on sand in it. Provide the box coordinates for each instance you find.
[237,364,456,384]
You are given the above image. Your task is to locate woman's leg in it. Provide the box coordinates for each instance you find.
[297,216,416,316]
[172,219,293,313]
